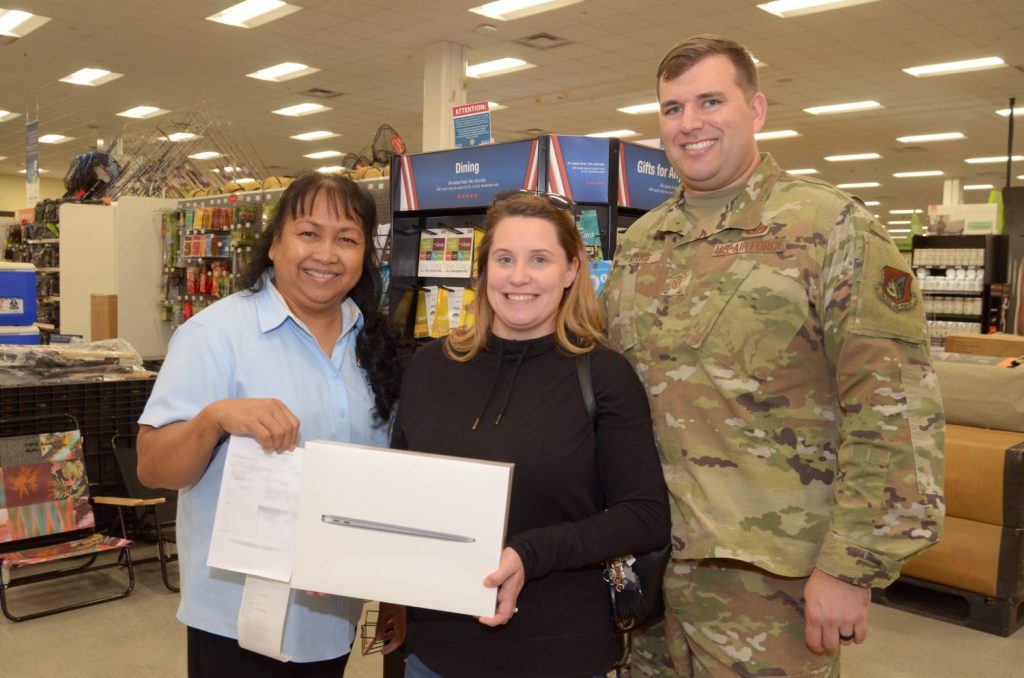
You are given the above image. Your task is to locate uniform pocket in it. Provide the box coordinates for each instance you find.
[900,363,945,496]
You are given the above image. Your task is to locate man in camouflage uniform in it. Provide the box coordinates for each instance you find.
[603,35,944,676]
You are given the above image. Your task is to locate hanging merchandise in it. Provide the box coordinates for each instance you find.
[413,289,430,339]
[430,287,451,339]
[459,288,476,330]
[63,151,121,200]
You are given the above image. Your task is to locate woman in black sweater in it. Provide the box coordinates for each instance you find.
[390,191,670,678]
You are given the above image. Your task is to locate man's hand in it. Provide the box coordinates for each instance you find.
[803,568,870,653]
[370,603,406,655]
[478,547,525,627]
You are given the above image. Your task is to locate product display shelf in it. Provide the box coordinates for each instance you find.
[911,234,1008,347]
[4,205,61,337]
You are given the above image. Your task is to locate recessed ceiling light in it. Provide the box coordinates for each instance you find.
[290,130,339,141]
[864,201,880,206]
[586,129,638,138]
[316,165,343,173]
[161,132,199,142]
[896,132,965,143]
[887,220,911,225]
[825,153,880,162]
[892,170,944,177]
[755,129,800,140]
[757,0,880,18]
[465,58,535,78]
[469,0,584,21]
[836,181,880,189]
[188,151,222,160]
[235,177,258,184]
[786,168,818,175]
[618,102,660,115]
[272,102,330,117]
[0,110,20,122]
[889,209,923,214]
[903,56,1005,77]
[304,150,343,159]
[965,155,1024,164]
[59,68,123,86]
[635,138,662,148]
[803,100,881,115]
[0,8,50,37]
[996,108,1024,117]
[39,134,71,144]
[488,101,507,111]
[207,0,301,28]
[19,168,49,174]
[117,105,169,119]
[247,62,319,82]
[963,184,994,190]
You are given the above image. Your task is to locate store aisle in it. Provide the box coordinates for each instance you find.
[0,550,1019,677]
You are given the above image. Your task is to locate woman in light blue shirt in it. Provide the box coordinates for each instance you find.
[138,173,410,677]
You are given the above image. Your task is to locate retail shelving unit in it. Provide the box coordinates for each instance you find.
[911,234,1008,347]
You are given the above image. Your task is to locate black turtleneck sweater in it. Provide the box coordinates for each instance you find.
[391,334,669,678]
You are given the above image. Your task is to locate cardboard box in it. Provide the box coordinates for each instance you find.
[901,515,1024,599]
[90,294,118,341]
[935,361,1024,432]
[944,332,1024,358]
[944,425,1024,527]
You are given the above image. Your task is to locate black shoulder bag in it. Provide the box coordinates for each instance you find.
[575,353,672,670]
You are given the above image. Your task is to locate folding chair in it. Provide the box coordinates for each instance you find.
[111,434,178,592]
[0,428,165,621]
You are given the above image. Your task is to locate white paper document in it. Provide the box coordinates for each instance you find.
[292,441,514,617]
[237,575,292,661]
[207,436,305,582]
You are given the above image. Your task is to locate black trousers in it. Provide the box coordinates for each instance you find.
[187,627,350,678]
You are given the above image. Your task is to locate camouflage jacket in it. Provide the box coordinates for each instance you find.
[603,153,944,587]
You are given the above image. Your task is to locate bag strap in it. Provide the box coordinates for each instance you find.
[575,352,596,421]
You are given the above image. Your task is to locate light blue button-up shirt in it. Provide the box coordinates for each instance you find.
[140,275,388,661]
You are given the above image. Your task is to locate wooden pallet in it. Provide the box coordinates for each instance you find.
[873,575,1024,637]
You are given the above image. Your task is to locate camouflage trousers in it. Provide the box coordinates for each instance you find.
[630,559,839,677]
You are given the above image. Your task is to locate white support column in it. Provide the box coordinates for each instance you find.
[422,42,467,152]
[942,178,962,205]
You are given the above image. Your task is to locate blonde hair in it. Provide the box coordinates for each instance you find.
[445,194,606,362]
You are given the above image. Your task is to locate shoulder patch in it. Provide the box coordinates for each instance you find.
[878,266,917,311]
[852,234,927,343]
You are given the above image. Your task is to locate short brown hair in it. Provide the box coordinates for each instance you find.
[444,194,605,362]
[657,34,759,96]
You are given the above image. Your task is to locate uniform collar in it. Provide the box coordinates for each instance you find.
[255,271,364,339]
[657,153,782,239]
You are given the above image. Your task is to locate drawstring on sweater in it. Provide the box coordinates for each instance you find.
[470,341,529,430]
[472,342,505,430]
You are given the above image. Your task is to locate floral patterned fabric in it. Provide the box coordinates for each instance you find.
[0,532,131,567]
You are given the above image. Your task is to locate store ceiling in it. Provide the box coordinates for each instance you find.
[1,0,1023,227]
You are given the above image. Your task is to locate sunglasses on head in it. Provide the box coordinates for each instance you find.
[491,189,577,214]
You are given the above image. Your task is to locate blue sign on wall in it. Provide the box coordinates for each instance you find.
[618,141,679,211]
[547,135,609,203]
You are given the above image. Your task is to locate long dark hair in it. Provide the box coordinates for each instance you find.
[241,173,410,423]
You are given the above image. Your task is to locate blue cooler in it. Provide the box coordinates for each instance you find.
[0,262,37,326]
[0,324,40,344]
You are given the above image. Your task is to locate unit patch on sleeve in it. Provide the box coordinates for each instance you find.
[878,265,917,311]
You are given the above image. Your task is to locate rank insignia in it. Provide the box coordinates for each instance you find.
[878,266,917,311]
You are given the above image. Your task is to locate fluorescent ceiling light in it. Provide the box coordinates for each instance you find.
[290,130,339,141]
[316,165,343,173]
[0,110,20,122]
[188,151,222,160]
[117,105,169,119]
[0,8,50,37]
[889,209,923,214]
[207,0,300,28]
[757,0,880,18]
[803,100,881,115]
[965,155,1024,164]
[235,178,258,184]
[162,132,199,142]
[752,57,766,68]
[635,138,661,148]
[59,67,123,86]
[211,166,243,174]
[864,201,880,206]
[903,56,1005,77]
[892,170,944,177]
[488,101,507,111]
[273,102,330,116]
[0,155,5,160]
[39,134,71,144]
[465,58,535,78]
[586,129,638,138]
[755,129,800,140]
[996,108,1024,117]
[19,168,49,174]
[963,184,994,190]
[836,181,880,189]
[618,101,660,115]
[825,153,880,162]
[786,168,818,175]
[896,132,965,143]
[469,0,583,21]
[304,150,343,159]
[247,62,319,82]
[887,220,911,225]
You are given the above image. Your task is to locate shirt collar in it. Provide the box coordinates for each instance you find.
[657,153,782,237]
[255,271,365,339]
